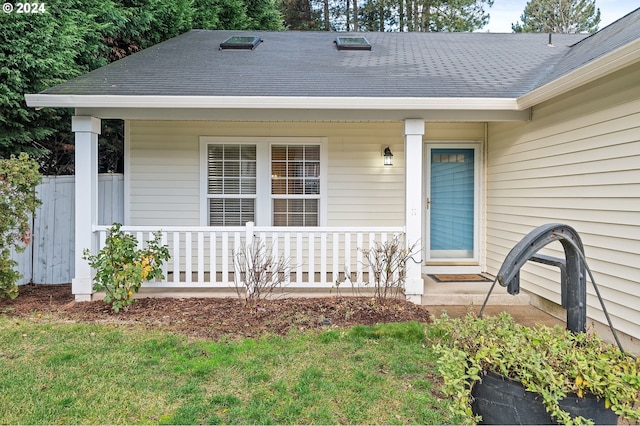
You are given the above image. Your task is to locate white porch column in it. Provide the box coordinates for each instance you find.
[71,116,101,301]
[404,119,425,304]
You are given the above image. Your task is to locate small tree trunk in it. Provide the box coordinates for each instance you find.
[345,0,350,31]
[323,0,330,30]
[353,0,359,31]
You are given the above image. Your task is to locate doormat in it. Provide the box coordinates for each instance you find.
[429,274,492,282]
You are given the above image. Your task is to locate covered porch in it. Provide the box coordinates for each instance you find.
[73,117,431,302]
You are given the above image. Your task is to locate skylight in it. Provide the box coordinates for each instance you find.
[335,36,372,51]
[220,36,262,50]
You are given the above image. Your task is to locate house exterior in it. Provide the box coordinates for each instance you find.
[26,8,640,345]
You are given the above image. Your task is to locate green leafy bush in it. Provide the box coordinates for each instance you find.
[0,153,42,299]
[83,223,170,312]
[429,313,640,425]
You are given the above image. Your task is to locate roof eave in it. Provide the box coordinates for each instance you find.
[25,95,521,111]
[517,38,640,110]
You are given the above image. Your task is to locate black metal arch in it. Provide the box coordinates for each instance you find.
[496,223,586,333]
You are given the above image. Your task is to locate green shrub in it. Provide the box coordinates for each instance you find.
[83,223,170,312]
[430,313,640,425]
[0,153,41,299]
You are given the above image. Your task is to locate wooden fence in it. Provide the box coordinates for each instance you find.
[13,174,124,284]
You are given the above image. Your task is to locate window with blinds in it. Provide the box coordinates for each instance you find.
[203,140,323,227]
[271,145,320,226]
[207,144,256,226]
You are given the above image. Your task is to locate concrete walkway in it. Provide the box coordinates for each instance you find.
[426,304,565,328]
[421,274,565,328]
[421,275,639,355]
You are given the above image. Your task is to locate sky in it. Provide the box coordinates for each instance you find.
[478,0,639,32]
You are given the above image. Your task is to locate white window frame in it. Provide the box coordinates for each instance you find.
[199,136,328,226]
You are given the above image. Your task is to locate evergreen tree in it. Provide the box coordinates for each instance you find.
[291,0,494,32]
[512,0,600,33]
[193,0,250,30]
[280,0,324,30]
[245,0,284,29]
[0,0,118,157]
[0,0,283,168]
[429,0,494,32]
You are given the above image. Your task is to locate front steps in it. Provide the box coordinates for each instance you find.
[421,274,531,306]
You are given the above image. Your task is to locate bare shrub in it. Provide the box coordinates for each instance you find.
[361,235,420,302]
[233,238,293,305]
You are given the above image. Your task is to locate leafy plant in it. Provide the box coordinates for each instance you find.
[233,238,293,305]
[0,154,42,299]
[429,313,640,425]
[361,235,419,302]
[83,223,170,312]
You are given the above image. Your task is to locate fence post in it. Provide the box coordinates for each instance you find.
[245,221,255,248]
[241,222,255,294]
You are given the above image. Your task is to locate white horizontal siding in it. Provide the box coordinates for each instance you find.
[424,122,486,140]
[486,64,640,340]
[128,121,407,228]
[326,125,404,226]
[128,120,487,229]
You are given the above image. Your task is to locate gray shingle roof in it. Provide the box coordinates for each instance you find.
[42,8,639,99]
[538,8,640,86]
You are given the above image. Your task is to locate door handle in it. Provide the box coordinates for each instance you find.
[426,198,431,209]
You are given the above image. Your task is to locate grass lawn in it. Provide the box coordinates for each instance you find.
[0,316,461,424]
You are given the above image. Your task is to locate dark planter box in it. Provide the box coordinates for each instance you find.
[471,371,618,425]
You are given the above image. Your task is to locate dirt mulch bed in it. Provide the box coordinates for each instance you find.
[0,284,434,340]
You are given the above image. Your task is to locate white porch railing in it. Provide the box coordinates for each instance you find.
[93,222,405,289]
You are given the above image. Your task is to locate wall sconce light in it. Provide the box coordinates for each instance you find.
[383,146,393,166]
